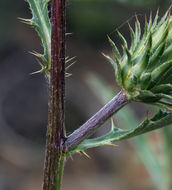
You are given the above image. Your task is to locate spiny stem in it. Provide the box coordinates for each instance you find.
[65,90,129,151]
[43,0,66,190]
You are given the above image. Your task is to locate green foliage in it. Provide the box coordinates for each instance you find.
[23,1,172,190]
[68,109,172,154]
[23,0,51,74]
[85,74,170,190]
[67,8,172,156]
[104,8,172,111]
[25,2,172,172]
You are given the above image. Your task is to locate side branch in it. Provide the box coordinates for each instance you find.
[65,90,128,151]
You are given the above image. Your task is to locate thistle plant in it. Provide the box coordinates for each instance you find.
[23,1,172,190]
[105,8,172,111]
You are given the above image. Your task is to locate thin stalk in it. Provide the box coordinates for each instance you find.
[43,0,66,190]
[65,90,128,151]
[56,154,65,190]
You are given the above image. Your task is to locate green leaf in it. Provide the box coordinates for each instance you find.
[26,0,51,72]
[107,36,121,60]
[149,60,172,88]
[135,16,141,45]
[68,110,172,154]
[151,84,172,93]
[133,19,148,57]
[152,16,170,53]
[139,72,151,89]
[156,93,172,101]
[151,8,159,30]
[135,89,157,102]
[102,53,122,85]
[132,33,152,77]
[117,30,128,48]
[85,74,167,189]
[147,12,152,31]
[124,74,137,91]
[128,23,135,52]
[148,41,166,71]
[156,6,171,29]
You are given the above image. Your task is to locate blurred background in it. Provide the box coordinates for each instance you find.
[0,0,172,189]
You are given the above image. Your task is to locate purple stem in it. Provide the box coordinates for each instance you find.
[65,90,128,151]
[43,0,66,189]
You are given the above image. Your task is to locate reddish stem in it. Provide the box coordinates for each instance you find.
[43,0,66,190]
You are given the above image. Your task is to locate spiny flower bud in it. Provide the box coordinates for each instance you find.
[104,7,172,112]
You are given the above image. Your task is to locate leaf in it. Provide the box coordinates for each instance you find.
[102,53,122,85]
[149,59,172,88]
[132,32,152,77]
[135,16,141,43]
[117,30,128,48]
[148,41,166,71]
[85,74,166,188]
[107,36,121,60]
[26,0,51,71]
[151,8,159,30]
[128,23,135,52]
[151,84,172,93]
[68,110,172,154]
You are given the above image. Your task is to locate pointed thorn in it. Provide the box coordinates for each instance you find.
[149,11,152,20]
[69,154,74,161]
[135,22,137,31]
[66,33,73,36]
[82,151,91,159]
[168,5,172,14]
[65,56,76,64]
[127,22,131,29]
[29,69,43,75]
[18,17,31,25]
[111,118,115,131]
[104,142,118,147]
[29,59,45,75]
[66,61,76,70]
[36,58,44,67]
[107,34,111,41]
[65,73,72,78]
[135,15,139,22]
[29,51,43,58]
[156,7,159,17]
[107,35,115,46]
[102,52,109,59]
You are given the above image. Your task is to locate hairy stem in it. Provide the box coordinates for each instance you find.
[43,0,66,190]
[65,90,128,151]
